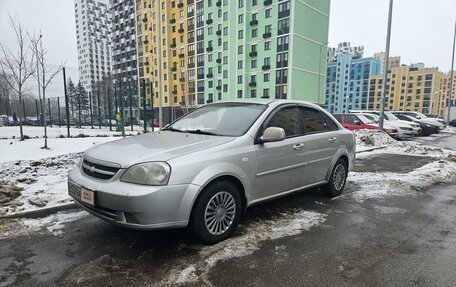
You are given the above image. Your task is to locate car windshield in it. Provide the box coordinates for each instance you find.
[415,111,427,118]
[357,114,375,124]
[385,112,399,121]
[364,114,380,122]
[165,102,267,137]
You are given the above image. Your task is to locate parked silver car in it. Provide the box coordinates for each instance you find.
[68,100,356,244]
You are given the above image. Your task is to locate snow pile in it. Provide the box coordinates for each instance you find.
[0,153,80,216]
[443,126,456,134]
[348,159,456,202]
[161,210,326,285]
[354,129,396,150]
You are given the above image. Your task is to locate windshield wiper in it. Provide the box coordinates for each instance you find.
[185,129,223,136]
[163,127,184,133]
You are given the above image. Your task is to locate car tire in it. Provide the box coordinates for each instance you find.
[321,158,348,197]
[190,180,242,245]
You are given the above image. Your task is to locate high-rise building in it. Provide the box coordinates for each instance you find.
[373,52,400,74]
[327,42,364,64]
[325,55,381,113]
[440,71,456,114]
[74,0,112,94]
[369,66,445,116]
[138,0,331,123]
[110,0,139,119]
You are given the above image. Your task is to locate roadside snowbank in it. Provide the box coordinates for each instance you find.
[349,159,456,202]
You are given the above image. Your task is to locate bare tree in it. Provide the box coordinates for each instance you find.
[0,15,35,140]
[29,33,64,149]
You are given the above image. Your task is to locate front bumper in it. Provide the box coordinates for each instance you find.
[68,167,201,230]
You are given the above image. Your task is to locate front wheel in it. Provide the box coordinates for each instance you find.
[321,159,348,197]
[190,181,242,245]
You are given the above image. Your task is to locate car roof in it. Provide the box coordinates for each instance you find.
[207,99,325,109]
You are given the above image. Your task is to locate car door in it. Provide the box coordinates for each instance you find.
[298,106,340,186]
[254,105,307,199]
[341,114,359,130]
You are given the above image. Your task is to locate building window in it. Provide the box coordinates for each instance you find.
[238,14,244,24]
[265,8,272,18]
[237,75,243,84]
[264,73,270,82]
[252,28,258,38]
[263,88,270,98]
[238,90,243,98]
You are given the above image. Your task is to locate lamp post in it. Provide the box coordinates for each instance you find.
[447,20,456,125]
[379,0,394,130]
[318,41,330,105]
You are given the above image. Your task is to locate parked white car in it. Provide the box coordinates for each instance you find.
[351,110,422,136]
[393,111,445,130]
[360,113,414,139]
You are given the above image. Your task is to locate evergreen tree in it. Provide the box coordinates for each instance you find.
[66,78,77,117]
[76,82,89,114]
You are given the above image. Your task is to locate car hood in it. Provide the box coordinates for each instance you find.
[420,118,443,126]
[83,131,235,168]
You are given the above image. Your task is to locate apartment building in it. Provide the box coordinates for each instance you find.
[110,0,139,118]
[325,55,381,113]
[369,66,444,116]
[373,52,401,74]
[74,0,112,94]
[327,42,364,64]
[137,0,330,122]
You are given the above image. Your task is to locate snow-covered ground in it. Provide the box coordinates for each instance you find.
[1,127,456,285]
[0,125,141,139]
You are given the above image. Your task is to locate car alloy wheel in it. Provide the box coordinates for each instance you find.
[332,164,346,191]
[204,191,236,235]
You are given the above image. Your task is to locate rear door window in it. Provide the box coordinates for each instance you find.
[298,107,336,134]
[344,115,357,125]
[265,106,303,138]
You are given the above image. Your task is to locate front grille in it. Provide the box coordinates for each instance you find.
[82,159,120,180]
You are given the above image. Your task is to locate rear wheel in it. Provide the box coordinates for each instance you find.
[190,180,242,245]
[321,159,348,197]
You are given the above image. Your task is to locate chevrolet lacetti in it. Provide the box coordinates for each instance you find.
[68,100,356,244]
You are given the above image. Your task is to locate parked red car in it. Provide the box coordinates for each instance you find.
[333,113,398,139]
[149,119,160,127]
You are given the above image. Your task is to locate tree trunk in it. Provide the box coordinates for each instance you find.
[18,85,24,141]
[42,85,48,149]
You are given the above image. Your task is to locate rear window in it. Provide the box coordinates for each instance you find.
[333,114,342,123]
[299,107,337,134]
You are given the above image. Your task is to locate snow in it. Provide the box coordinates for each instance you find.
[0,137,118,163]
[0,125,141,139]
[161,210,326,285]
[0,210,87,239]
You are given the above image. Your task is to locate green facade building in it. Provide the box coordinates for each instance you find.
[194,0,330,105]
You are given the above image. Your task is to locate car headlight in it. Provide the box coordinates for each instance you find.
[120,162,171,185]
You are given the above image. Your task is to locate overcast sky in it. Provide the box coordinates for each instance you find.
[0,0,455,73]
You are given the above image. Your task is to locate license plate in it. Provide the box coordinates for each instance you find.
[81,188,95,206]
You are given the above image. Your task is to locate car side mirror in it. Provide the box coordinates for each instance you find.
[259,127,285,143]
[354,120,361,125]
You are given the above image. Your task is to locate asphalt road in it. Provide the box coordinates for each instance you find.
[1,133,455,287]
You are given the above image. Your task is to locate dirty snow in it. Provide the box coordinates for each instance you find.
[0,210,87,239]
[160,210,326,285]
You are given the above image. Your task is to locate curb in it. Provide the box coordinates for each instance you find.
[356,146,387,154]
[0,202,80,219]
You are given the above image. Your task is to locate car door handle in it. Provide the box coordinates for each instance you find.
[293,143,305,151]
[328,137,337,143]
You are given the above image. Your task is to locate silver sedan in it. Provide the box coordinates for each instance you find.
[68,100,355,244]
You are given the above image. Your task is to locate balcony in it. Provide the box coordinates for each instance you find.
[250,19,258,26]
[179,53,185,58]
[262,32,271,39]
[216,30,221,36]
[206,46,213,52]
[170,43,176,48]
[262,65,270,70]
[249,51,257,57]
[178,28,184,33]
[142,18,147,23]
[143,40,148,44]
[216,58,222,64]
[172,90,178,95]
[179,77,185,82]
[249,82,257,87]
[206,19,213,25]
[216,1,221,7]
[216,85,222,90]
[206,73,213,78]
[264,0,272,5]
[177,2,184,8]
[171,67,177,72]
[170,18,176,24]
